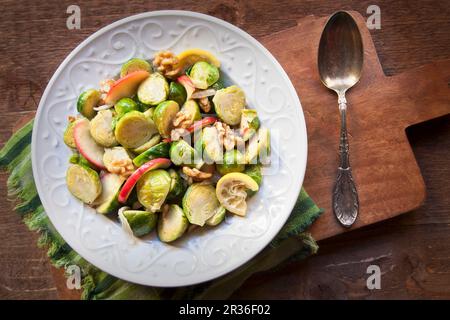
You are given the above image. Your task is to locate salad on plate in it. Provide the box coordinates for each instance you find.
[64,49,271,243]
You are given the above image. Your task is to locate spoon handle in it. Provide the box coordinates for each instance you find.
[333,93,359,227]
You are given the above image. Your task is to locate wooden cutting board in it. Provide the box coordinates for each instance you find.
[259,11,450,240]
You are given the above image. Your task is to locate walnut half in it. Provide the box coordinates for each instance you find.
[182,166,212,182]
[153,50,180,78]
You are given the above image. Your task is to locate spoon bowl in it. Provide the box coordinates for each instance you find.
[318,11,363,93]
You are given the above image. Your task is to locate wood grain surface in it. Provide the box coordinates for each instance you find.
[0,0,449,299]
[259,12,450,241]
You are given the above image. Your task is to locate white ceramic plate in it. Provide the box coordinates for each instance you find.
[31,11,307,287]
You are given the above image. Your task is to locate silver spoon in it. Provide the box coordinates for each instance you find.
[318,11,363,227]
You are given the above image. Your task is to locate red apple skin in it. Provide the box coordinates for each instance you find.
[105,70,150,105]
[73,119,106,170]
[187,117,217,133]
[177,75,195,100]
[118,158,171,203]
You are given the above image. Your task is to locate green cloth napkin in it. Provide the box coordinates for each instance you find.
[0,119,323,300]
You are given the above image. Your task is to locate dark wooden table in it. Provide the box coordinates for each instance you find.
[0,0,449,299]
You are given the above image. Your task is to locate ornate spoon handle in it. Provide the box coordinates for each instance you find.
[333,93,359,227]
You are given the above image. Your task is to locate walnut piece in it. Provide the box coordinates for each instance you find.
[214,121,237,151]
[170,128,190,141]
[182,166,212,181]
[198,97,211,113]
[173,111,193,129]
[103,147,135,177]
[153,51,180,78]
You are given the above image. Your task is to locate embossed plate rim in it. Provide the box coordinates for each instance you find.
[31,10,307,287]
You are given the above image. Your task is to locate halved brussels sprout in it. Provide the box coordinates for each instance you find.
[182,184,222,226]
[202,126,222,163]
[168,82,187,106]
[170,140,203,168]
[180,100,201,123]
[114,97,139,116]
[153,100,180,138]
[64,120,77,148]
[114,111,156,148]
[240,109,260,141]
[143,107,154,121]
[212,85,246,125]
[69,153,96,170]
[120,58,152,78]
[132,134,161,154]
[216,150,245,175]
[66,164,102,205]
[157,204,188,242]
[136,169,171,212]
[189,61,220,89]
[89,109,118,147]
[206,205,226,227]
[122,210,158,237]
[95,173,125,214]
[167,168,186,200]
[245,127,271,165]
[243,164,262,197]
[133,141,170,167]
[77,89,101,119]
[210,77,225,91]
[137,72,169,105]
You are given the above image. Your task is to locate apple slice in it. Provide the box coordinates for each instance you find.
[177,75,195,100]
[118,158,171,204]
[105,70,150,105]
[187,117,217,133]
[73,118,106,169]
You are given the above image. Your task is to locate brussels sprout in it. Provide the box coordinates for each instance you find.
[240,109,260,141]
[133,141,170,167]
[63,120,77,148]
[170,140,202,168]
[212,85,246,125]
[182,184,221,226]
[66,164,102,205]
[243,164,262,197]
[216,150,245,175]
[168,82,187,106]
[120,58,151,78]
[69,153,96,170]
[202,126,223,163]
[245,127,271,165]
[122,210,158,237]
[89,109,118,147]
[133,96,151,112]
[136,169,171,212]
[206,206,226,227]
[77,89,101,119]
[209,77,225,91]
[114,97,139,116]
[167,168,186,200]
[157,204,188,242]
[180,100,201,123]
[153,100,180,138]
[137,72,169,105]
[143,107,154,121]
[189,61,220,89]
[132,134,161,154]
[95,173,125,214]
[114,111,157,148]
